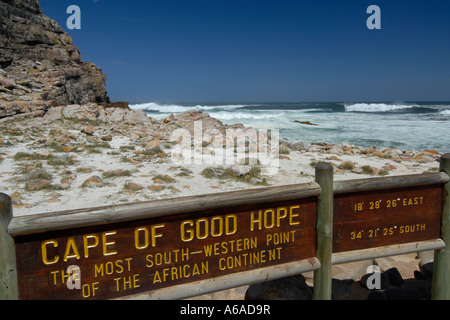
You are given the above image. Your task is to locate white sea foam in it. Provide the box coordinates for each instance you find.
[345,103,417,112]
[129,102,247,113]
[209,111,287,121]
[127,101,448,151]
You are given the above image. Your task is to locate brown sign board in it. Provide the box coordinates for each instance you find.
[333,184,443,253]
[14,198,317,300]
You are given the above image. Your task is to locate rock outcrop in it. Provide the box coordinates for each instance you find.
[0,0,109,118]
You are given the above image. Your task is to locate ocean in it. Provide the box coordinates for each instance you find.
[129,102,450,153]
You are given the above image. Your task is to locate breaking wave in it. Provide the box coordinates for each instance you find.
[344,103,418,112]
[129,102,248,113]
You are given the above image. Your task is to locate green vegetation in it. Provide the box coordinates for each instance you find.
[103,169,133,179]
[338,162,355,171]
[361,165,375,175]
[140,147,164,156]
[201,167,217,179]
[201,166,269,185]
[152,174,175,183]
[14,152,42,161]
[121,155,131,163]
[119,145,136,151]
[47,156,75,167]
[85,141,111,154]
[310,160,319,168]
[175,168,193,177]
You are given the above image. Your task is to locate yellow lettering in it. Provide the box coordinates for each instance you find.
[83,235,99,258]
[182,215,237,241]
[114,274,140,291]
[81,282,99,298]
[276,207,288,227]
[196,218,209,240]
[135,224,165,248]
[289,205,300,225]
[153,270,162,283]
[225,214,237,235]
[250,210,262,231]
[102,231,118,256]
[403,196,425,206]
[94,258,132,277]
[263,209,275,229]
[63,237,81,262]
[181,220,194,242]
[41,240,59,265]
[151,224,165,247]
[211,216,223,237]
[134,227,149,250]
[145,254,153,268]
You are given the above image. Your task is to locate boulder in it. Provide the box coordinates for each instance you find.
[332,278,352,300]
[245,275,312,300]
[0,74,16,89]
[81,175,104,188]
[369,280,431,300]
[163,113,175,123]
[26,179,51,191]
[146,139,161,149]
[124,109,149,125]
[107,108,128,122]
[43,106,63,121]
[176,111,225,134]
[81,125,95,135]
[290,141,311,152]
[25,168,50,181]
[62,104,98,121]
[124,182,144,191]
[108,101,129,109]
[384,268,405,287]
[418,261,434,281]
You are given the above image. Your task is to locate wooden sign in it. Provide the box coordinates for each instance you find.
[333,184,443,253]
[14,198,317,300]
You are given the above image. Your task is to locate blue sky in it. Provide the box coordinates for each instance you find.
[41,1,450,103]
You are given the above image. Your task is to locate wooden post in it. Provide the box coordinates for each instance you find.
[0,193,18,300]
[313,162,334,300]
[432,153,450,300]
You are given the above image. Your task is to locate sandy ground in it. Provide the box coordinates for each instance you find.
[1,134,440,217]
[0,114,443,300]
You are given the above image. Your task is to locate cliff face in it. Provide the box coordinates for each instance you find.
[0,0,109,118]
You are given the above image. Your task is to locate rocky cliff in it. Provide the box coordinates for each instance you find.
[0,0,109,118]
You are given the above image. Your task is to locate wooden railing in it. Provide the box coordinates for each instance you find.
[1,154,449,300]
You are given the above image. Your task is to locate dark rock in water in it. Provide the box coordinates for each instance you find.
[294,120,318,126]
[245,274,312,300]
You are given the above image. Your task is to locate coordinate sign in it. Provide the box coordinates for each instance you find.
[333,185,443,252]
